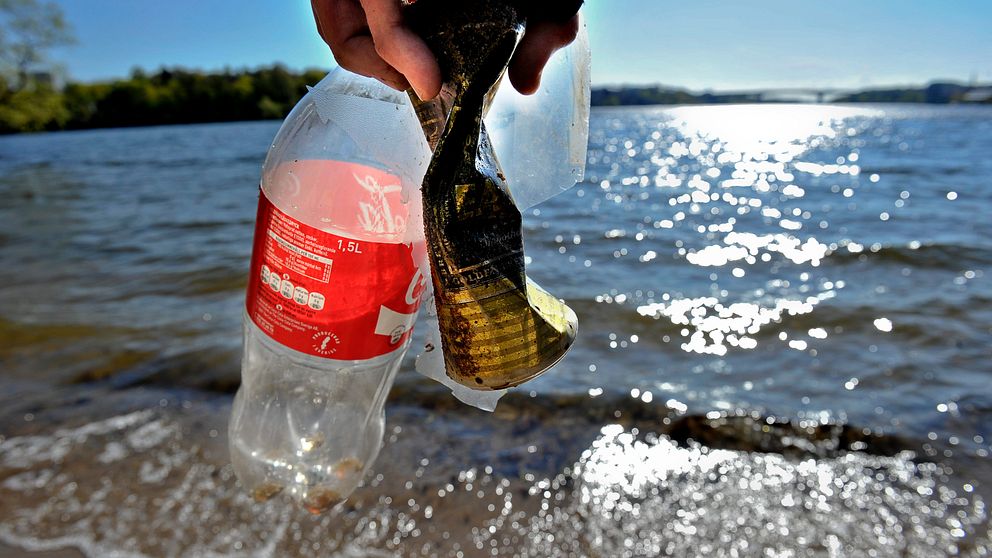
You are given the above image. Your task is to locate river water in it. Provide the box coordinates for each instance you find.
[0,104,990,556]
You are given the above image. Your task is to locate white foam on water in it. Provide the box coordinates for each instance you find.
[0,405,490,556]
[1,411,154,469]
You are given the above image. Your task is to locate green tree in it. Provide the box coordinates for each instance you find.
[0,0,74,132]
[0,76,67,131]
[0,0,75,91]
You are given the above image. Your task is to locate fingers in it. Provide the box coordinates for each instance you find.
[359,0,441,100]
[312,0,576,99]
[508,14,580,95]
[310,0,410,92]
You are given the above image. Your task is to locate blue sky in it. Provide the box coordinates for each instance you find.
[49,0,992,90]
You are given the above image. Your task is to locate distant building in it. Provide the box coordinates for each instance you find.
[962,88,992,103]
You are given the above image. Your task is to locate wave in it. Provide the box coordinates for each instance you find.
[827,242,992,269]
[53,343,922,462]
[81,153,262,168]
[387,382,919,460]
[570,290,991,349]
[157,219,252,232]
[86,265,248,300]
[66,346,241,393]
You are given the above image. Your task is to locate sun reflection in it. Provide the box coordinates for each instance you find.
[501,424,986,557]
[667,105,881,153]
[595,104,893,355]
[637,291,836,355]
[873,317,893,332]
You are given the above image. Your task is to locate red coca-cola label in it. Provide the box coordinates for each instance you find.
[246,162,426,360]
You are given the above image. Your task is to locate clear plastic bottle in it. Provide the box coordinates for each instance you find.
[228,69,431,513]
[229,19,590,509]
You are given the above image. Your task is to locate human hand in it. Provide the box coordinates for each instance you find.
[311,0,580,100]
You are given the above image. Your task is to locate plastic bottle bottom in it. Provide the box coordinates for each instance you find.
[229,318,403,513]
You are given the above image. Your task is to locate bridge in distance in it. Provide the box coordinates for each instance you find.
[710,88,856,103]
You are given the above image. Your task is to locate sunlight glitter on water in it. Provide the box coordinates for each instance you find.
[620,105,885,357]
[487,425,989,557]
[667,105,882,152]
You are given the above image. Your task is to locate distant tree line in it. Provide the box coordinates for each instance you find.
[0,65,328,134]
[3,68,991,135]
[591,82,992,107]
[591,86,767,106]
[591,86,701,107]
[0,1,332,133]
[832,82,989,104]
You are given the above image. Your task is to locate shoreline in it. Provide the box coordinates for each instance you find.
[1,380,989,557]
[0,542,84,558]
[3,101,991,137]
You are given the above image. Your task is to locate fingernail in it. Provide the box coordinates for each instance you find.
[412,84,429,101]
